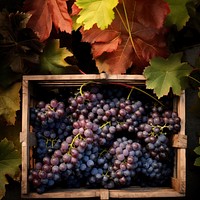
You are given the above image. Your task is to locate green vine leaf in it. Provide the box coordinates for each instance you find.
[0,82,21,125]
[194,157,200,166]
[75,0,119,30]
[40,39,73,74]
[194,145,200,156]
[143,53,193,99]
[0,138,21,199]
[165,0,190,31]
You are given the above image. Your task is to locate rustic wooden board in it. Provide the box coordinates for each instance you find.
[21,188,101,199]
[109,186,185,198]
[21,79,30,195]
[21,187,185,199]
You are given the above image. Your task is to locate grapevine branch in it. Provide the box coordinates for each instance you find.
[188,75,200,85]
[78,81,164,106]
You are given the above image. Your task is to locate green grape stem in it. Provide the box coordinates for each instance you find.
[100,121,111,129]
[99,149,108,157]
[150,124,170,137]
[79,81,95,96]
[43,136,58,148]
[188,75,200,85]
[78,80,163,106]
[103,169,110,177]
[67,133,82,154]
[127,87,134,100]
[108,82,164,106]
[47,105,55,111]
[51,138,58,147]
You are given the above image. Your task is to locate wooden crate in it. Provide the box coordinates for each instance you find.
[20,74,187,199]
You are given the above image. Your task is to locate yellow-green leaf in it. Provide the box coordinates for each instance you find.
[0,138,21,199]
[194,146,200,156]
[75,0,119,30]
[143,53,193,99]
[165,0,190,31]
[40,39,73,74]
[0,82,21,125]
[71,15,82,31]
[194,157,200,167]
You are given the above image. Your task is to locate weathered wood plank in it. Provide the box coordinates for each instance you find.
[176,91,186,194]
[21,79,30,195]
[172,134,187,148]
[21,189,100,198]
[23,74,146,81]
[100,189,109,200]
[109,187,185,198]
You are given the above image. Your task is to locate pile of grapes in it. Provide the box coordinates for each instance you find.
[28,83,181,194]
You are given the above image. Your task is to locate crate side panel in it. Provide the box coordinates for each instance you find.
[21,188,100,198]
[21,79,30,194]
[23,74,146,81]
[109,187,185,198]
[177,91,186,193]
[172,134,187,148]
[23,75,146,89]
[172,91,186,194]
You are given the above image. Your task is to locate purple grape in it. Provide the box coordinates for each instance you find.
[50,99,58,108]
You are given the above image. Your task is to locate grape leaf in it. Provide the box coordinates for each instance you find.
[0,138,21,199]
[194,157,200,166]
[194,146,200,156]
[75,0,119,30]
[80,0,170,74]
[40,39,73,74]
[0,82,21,125]
[165,0,190,31]
[186,1,200,34]
[23,0,73,42]
[0,65,21,88]
[0,10,43,83]
[0,10,31,40]
[0,121,21,153]
[71,4,82,31]
[143,53,193,99]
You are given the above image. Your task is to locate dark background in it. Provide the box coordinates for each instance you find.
[1,1,200,199]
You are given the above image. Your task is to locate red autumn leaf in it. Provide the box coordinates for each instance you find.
[71,3,81,16]
[80,0,170,74]
[82,26,122,57]
[134,0,170,29]
[23,0,73,42]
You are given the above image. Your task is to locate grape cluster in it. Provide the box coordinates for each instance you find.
[28,83,181,193]
[30,99,73,159]
[102,137,142,188]
[136,148,173,186]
